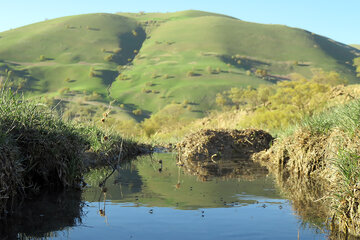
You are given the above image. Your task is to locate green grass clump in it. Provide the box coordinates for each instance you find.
[0,87,146,218]
[0,87,87,216]
[302,99,360,135]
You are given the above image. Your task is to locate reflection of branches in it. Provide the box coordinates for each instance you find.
[98,191,109,225]
[98,168,116,189]
[175,166,181,189]
[96,167,117,225]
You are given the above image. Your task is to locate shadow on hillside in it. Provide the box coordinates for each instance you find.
[219,55,270,71]
[113,27,146,65]
[0,66,42,93]
[121,103,151,122]
[97,69,118,86]
[313,35,359,65]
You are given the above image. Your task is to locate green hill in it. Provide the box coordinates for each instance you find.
[0,10,359,121]
[351,44,360,50]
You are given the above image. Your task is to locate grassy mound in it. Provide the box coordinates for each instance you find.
[254,99,360,236]
[0,88,147,218]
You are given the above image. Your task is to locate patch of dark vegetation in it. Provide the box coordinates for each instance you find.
[177,129,273,162]
[0,88,149,219]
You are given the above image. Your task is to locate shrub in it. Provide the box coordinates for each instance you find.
[117,65,123,72]
[146,81,154,87]
[59,87,70,95]
[89,71,96,78]
[39,55,46,61]
[104,54,114,62]
[186,71,195,77]
[132,109,142,115]
[255,69,268,77]
[114,48,122,53]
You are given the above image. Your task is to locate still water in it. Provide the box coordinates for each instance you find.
[2,153,328,239]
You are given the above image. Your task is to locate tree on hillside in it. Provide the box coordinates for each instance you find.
[104,54,114,62]
[39,55,46,61]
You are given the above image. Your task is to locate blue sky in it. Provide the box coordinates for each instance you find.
[1,0,359,44]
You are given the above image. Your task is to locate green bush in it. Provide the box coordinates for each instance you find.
[132,109,142,116]
[39,55,46,61]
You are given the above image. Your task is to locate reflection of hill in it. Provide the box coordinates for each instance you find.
[82,153,281,210]
[0,191,83,239]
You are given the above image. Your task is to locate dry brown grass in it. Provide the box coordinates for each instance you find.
[253,126,360,236]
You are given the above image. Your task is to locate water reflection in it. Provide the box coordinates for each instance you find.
[0,190,83,239]
[82,153,280,210]
[1,153,331,239]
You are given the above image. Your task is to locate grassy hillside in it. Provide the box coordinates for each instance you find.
[0,10,359,121]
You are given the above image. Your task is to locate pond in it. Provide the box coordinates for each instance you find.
[1,153,328,239]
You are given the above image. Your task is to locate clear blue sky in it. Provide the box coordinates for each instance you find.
[1,0,359,44]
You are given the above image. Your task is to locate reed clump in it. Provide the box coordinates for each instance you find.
[0,88,88,217]
[254,99,360,236]
[0,88,147,218]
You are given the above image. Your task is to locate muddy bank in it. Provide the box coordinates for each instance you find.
[177,129,273,161]
[253,128,360,237]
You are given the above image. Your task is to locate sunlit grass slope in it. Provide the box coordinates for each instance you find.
[351,44,360,50]
[0,10,359,120]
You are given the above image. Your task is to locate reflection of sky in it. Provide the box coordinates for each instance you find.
[67,201,326,240]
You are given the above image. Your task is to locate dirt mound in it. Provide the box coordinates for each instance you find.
[177,129,273,162]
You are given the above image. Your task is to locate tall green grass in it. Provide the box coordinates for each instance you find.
[301,99,360,135]
[0,86,146,218]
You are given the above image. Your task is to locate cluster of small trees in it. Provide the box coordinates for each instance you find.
[216,70,347,130]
